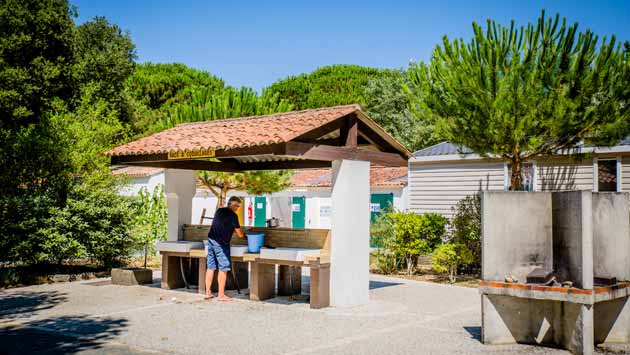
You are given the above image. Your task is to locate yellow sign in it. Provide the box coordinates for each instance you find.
[167,149,215,160]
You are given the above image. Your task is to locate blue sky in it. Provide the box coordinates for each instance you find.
[73,0,630,91]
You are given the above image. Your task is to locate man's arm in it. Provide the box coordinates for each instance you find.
[234,228,245,238]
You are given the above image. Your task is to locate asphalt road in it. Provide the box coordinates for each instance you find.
[1,273,626,355]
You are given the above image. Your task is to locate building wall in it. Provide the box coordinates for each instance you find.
[119,173,165,197]
[536,158,593,191]
[622,157,630,192]
[408,162,504,218]
[119,171,405,229]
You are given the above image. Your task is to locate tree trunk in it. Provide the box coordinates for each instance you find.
[510,158,523,191]
[449,265,456,283]
[406,255,415,275]
[216,189,228,209]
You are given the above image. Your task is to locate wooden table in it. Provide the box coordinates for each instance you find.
[165,249,330,309]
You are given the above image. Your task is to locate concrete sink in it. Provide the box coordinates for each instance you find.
[230,245,249,256]
[259,247,321,261]
[156,241,204,253]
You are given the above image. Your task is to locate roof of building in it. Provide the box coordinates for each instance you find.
[413,137,630,159]
[107,104,408,157]
[107,105,411,171]
[289,167,408,188]
[111,166,165,178]
[413,141,473,157]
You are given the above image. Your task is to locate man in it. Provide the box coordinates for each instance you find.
[205,196,245,301]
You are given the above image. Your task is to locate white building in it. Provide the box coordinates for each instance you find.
[113,166,408,228]
[408,140,630,218]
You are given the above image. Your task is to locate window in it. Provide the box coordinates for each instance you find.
[598,160,618,192]
[507,162,534,191]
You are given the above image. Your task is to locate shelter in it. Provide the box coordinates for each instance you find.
[107,104,411,307]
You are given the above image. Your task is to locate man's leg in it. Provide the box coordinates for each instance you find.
[217,243,232,301]
[205,243,218,298]
[217,270,229,300]
[205,268,215,298]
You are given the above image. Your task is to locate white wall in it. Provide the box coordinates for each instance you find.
[119,171,405,228]
[119,173,165,197]
[408,162,505,218]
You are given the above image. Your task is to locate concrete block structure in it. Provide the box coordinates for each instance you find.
[480,191,630,355]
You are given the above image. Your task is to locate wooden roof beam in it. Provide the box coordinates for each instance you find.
[284,142,407,167]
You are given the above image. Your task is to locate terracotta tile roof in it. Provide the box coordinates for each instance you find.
[111,166,165,178]
[289,167,407,188]
[107,104,361,157]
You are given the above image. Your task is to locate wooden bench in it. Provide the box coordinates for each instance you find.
[169,225,331,309]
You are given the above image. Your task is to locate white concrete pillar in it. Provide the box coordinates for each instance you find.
[330,159,370,307]
[165,169,197,241]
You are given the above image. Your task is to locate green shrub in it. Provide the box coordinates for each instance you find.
[450,194,481,272]
[42,178,135,268]
[374,211,448,275]
[131,185,167,268]
[432,243,474,283]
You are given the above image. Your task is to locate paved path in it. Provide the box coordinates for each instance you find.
[1,274,626,354]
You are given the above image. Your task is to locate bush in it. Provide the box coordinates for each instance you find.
[432,243,474,283]
[41,177,136,268]
[450,194,481,272]
[374,211,448,275]
[131,185,167,268]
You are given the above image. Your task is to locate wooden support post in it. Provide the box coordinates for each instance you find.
[197,257,207,295]
[161,254,185,289]
[250,262,276,301]
[278,265,302,296]
[309,262,330,309]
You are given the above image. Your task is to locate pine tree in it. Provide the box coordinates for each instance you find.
[407,10,630,189]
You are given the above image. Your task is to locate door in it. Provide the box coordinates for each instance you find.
[291,196,306,229]
[370,193,394,223]
[254,197,267,227]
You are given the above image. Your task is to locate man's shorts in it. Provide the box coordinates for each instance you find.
[207,238,231,271]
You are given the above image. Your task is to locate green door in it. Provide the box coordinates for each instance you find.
[291,196,306,229]
[254,197,267,227]
[370,193,394,223]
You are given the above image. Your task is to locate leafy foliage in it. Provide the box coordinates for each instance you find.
[41,178,135,267]
[407,10,630,189]
[450,194,482,271]
[267,64,396,110]
[127,62,225,110]
[131,185,167,268]
[375,211,448,275]
[74,16,136,123]
[149,87,293,133]
[432,243,474,283]
[0,0,75,200]
[363,70,437,151]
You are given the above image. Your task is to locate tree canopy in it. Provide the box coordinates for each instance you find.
[267,64,397,110]
[407,10,630,189]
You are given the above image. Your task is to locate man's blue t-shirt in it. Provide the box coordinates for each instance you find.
[208,207,240,245]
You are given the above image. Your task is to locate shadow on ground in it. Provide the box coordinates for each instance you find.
[1,315,129,355]
[369,280,403,290]
[464,326,482,342]
[0,290,67,321]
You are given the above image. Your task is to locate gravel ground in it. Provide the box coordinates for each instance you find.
[1,272,627,355]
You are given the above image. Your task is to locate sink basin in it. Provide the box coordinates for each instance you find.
[202,241,249,257]
[259,247,321,261]
[230,245,249,256]
[156,241,204,253]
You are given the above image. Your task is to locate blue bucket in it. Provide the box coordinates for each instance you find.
[247,233,265,253]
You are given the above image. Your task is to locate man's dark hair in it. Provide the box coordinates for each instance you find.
[227,196,242,207]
